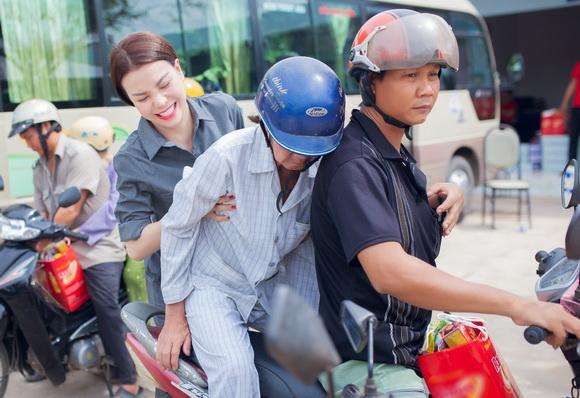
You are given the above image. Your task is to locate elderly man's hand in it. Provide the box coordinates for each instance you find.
[427,182,464,236]
[156,303,191,370]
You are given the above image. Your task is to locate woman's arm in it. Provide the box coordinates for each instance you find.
[124,221,161,260]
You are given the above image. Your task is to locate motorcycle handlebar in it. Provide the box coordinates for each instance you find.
[64,229,89,242]
[524,325,550,344]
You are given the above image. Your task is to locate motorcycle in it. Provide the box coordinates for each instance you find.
[121,301,328,397]
[523,158,580,397]
[265,159,580,398]
[0,178,125,397]
[266,284,399,398]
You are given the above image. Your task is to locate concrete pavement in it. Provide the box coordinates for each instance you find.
[8,191,576,397]
[437,195,574,397]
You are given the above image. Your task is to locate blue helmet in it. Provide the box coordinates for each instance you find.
[255,56,345,156]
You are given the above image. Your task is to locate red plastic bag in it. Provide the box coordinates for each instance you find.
[36,242,90,312]
[417,317,522,398]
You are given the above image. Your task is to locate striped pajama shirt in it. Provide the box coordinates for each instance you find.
[161,127,319,397]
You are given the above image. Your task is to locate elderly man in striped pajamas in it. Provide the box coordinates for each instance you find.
[159,57,345,397]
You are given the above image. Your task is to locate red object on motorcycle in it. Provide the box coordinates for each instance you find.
[36,244,90,312]
[417,327,522,398]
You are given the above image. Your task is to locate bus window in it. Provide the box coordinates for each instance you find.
[182,1,256,96]
[257,0,315,68]
[449,11,495,120]
[312,0,362,93]
[0,0,102,111]
[103,0,257,97]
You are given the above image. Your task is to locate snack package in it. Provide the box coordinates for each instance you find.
[418,314,522,398]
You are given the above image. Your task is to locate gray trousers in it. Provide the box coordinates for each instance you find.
[84,262,137,385]
[186,288,268,398]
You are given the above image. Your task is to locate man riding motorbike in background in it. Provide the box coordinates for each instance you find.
[8,99,142,398]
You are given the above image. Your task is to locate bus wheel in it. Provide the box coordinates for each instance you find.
[447,156,475,221]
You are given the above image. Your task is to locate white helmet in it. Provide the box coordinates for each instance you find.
[68,116,115,152]
[9,99,61,137]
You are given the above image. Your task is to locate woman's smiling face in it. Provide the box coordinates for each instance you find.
[121,59,188,131]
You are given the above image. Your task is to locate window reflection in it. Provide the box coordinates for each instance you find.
[103,0,257,97]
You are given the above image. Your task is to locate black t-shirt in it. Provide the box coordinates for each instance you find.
[311,110,442,367]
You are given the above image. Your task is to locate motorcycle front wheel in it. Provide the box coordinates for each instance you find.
[0,344,9,398]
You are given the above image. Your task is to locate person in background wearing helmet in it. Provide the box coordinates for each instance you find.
[9,100,141,398]
[109,32,244,368]
[69,116,119,244]
[183,77,205,97]
[311,10,580,397]
[160,56,343,397]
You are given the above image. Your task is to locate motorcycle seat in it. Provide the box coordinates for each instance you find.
[178,329,327,398]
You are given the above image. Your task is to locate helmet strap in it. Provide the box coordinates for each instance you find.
[372,104,413,140]
[259,121,272,149]
[298,156,320,172]
[35,122,61,160]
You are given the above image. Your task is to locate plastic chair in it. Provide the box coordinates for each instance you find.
[482,124,531,229]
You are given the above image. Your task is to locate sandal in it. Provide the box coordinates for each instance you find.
[114,386,144,398]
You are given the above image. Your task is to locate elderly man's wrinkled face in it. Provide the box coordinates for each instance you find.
[270,138,315,171]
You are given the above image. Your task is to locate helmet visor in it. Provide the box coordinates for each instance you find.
[352,13,459,72]
[9,119,34,137]
[263,117,343,157]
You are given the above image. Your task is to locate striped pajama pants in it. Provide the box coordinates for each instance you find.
[186,288,268,398]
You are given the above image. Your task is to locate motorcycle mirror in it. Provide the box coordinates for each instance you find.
[265,285,341,385]
[566,208,580,260]
[0,175,4,192]
[561,159,580,209]
[340,300,377,353]
[58,187,81,209]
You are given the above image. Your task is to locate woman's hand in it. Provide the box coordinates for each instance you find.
[205,194,236,222]
[427,182,464,236]
[156,303,191,370]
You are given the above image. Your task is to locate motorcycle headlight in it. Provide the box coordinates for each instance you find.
[0,214,41,241]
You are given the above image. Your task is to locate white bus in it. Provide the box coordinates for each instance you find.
[0,0,498,210]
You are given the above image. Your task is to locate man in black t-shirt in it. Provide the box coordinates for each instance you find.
[312,9,580,397]
[312,110,458,396]
[313,110,440,368]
